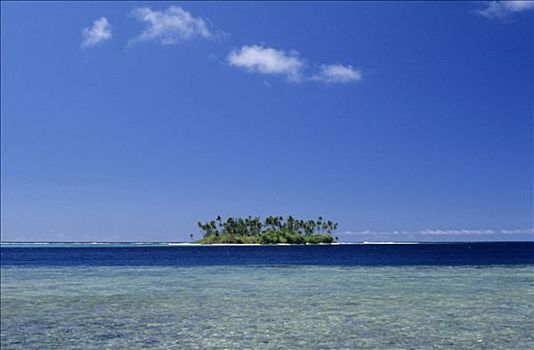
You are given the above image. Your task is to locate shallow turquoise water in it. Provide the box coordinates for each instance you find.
[1,265,533,349]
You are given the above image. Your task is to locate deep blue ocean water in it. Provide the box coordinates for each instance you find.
[2,242,533,349]
[1,242,533,266]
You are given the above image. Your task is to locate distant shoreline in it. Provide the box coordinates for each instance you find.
[0,241,419,247]
[2,241,533,247]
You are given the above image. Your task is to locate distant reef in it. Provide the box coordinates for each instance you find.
[194,216,337,244]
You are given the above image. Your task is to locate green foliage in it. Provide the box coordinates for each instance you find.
[195,216,338,244]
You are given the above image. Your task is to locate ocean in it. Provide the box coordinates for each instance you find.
[1,242,533,349]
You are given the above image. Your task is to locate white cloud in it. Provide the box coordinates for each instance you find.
[499,228,534,235]
[420,229,496,235]
[477,1,534,19]
[227,45,304,82]
[312,64,362,84]
[342,228,534,236]
[130,6,212,45]
[81,17,112,49]
[227,45,362,85]
[342,230,406,236]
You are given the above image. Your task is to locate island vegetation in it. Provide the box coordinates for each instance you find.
[196,216,338,244]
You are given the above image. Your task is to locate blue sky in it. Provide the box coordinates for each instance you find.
[1,1,532,242]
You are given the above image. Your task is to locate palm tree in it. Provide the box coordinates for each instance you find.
[317,216,323,234]
[326,220,333,234]
[278,216,284,230]
[287,216,294,233]
[197,221,207,236]
[265,216,273,232]
[305,220,315,236]
[273,216,282,231]
[216,215,223,232]
[209,220,218,236]
[251,216,262,236]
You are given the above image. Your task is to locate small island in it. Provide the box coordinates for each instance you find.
[196,216,338,244]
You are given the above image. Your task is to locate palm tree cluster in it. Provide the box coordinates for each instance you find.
[196,216,338,244]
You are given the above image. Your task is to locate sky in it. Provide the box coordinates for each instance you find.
[1,1,533,242]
